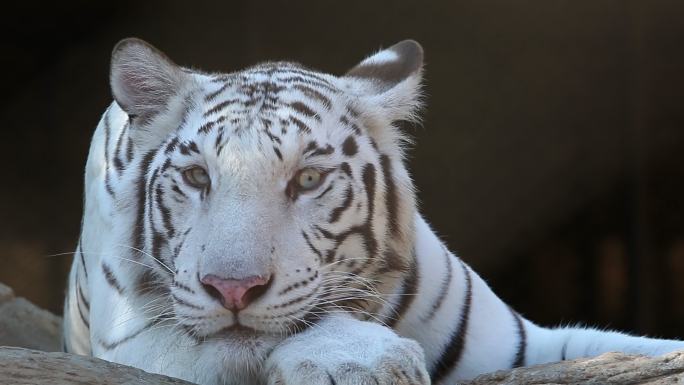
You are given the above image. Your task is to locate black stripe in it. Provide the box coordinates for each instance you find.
[160,158,172,173]
[205,81,233,101]
[113,121,127,173]
[171,183,188,198]
[302,231,322,259]
[172,293,204,310]
[340,162,352,177]
[314,182,334,200]
[187,141,200,154]
[155,183,175,239]
[215,127,226,156]
[270,285,320,310]
[380,155,400,237]
[263,125,282,145]
[281,68,336,87]
[328,186,353,223]
[77,243,88,279]
[328,162,378,267]
[278,271,318,296]
[77,281,90,311]
[125,132,134,163]
[561,337,570,360]
[273,146,283,161]
[289,116,311,133]
[102,263,124,295]
[134,150,157,254]
[315,225,334,240]
[360,163,377,256]
[292,84,332,109]
[304,141,318,154]
[146,167,160,228]
[173,280,196,295]
[385,257,419,328]
[431,260,473,383]
[103,108,115,197]
[165,137,180,154]
[171,235,187,263]
[306,144,334,159]
[76,292,90,328]
[98,320,156,350]
[198,116,226,134]
[204,98,239,117]
[511,309,527,368]
[290,101,320,121]
[422,246,453,321]
[75,269,90,331]
[151,230,170,274]
[277,75,339,94]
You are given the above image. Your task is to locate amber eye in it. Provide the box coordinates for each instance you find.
[183,166,210,189]
[296,168,323,190]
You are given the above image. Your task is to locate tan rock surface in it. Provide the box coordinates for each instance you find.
[0,286,61,352]
[463,350,684,385]
[0,347,196,385]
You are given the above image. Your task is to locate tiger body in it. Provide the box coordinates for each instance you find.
[63,39,684,385]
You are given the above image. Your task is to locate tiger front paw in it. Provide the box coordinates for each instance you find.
[264,317,430,385]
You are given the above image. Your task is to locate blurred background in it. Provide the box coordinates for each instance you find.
[2,0,684,339]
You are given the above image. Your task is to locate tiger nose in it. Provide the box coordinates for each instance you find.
[200,274,272,311]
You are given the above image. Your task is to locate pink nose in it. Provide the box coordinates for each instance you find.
[200,274,271,311]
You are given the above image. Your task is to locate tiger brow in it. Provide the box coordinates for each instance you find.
[303,143,335,159]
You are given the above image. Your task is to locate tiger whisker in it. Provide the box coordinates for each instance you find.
[115,244,176,276]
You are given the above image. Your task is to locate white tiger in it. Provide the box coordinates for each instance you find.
[63,38,684,385]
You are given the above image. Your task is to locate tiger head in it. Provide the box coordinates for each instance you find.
[107,38,423,342]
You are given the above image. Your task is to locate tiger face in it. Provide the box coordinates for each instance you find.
[107,39,422,344]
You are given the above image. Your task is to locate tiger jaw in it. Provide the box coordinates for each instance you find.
[172,259,385,340]
[173,274,325,339]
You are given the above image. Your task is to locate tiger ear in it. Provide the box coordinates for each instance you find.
[110,38,188,125]
[344,40,424,123]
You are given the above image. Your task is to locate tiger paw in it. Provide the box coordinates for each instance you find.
[264,317,430,385]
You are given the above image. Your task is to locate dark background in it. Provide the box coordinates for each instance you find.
[2,0,684,339]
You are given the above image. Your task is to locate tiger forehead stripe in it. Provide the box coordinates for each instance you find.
[290,101,321,121]
[292,84,332,110]
[305,144,335,159]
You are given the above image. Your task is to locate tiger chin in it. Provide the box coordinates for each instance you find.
[63,38,684,385]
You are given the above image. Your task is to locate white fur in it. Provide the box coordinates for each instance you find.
[64,41,684,385]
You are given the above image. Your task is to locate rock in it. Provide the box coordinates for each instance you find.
[0,288,62,352]
[0,347,196,385]
[0,281,14,303]
[463,350,684,385]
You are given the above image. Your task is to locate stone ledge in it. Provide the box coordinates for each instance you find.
[0,347,195,385]
[2,347,683,385]
[0,295,61,352]
[463,350,684,384]
[0,281,14,303]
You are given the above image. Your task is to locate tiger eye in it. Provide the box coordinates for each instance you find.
[296,168,323,190]
[183,166,210,189]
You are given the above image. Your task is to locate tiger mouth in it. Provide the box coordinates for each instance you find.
[213,324,263,339]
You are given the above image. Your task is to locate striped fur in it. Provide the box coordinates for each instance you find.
[64,39,684,385]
